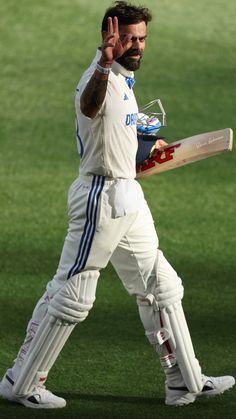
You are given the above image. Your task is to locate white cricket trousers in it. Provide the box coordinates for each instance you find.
[13,174,179,375]
[48,174,163,296]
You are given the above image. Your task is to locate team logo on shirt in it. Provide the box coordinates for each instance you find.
[123,93,129,101]
[125,113,138,126]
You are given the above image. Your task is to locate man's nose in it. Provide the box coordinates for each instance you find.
[132,38,142,49]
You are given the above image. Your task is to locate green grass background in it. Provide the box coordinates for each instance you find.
[0,0,235,418]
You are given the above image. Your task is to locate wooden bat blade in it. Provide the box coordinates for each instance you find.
[136,128,233,179]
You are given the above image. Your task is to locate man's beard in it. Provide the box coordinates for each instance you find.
[116,49,143,71]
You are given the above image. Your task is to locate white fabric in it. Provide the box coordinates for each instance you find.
[137,291,202,393]
[75,49,138,179]
[13,271,99,396]
[163,302,202,393]
[12,174,156,381]
[10,52,200,394]
[136,252,202,392]
[48,174,157,295]
[108,178,144,217]
[154,252,184,307]
[13,314,75,396]
[12,293,49,377]
[48,271,99,323]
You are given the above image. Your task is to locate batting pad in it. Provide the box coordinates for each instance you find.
[13,270,99,396]
[13,314,75,396]
[162,301,203,393]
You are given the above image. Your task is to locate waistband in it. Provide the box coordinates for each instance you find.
[78,174,136,186]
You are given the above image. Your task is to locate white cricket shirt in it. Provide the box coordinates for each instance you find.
[75,49,139,179]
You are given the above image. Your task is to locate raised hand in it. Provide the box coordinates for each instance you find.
[81,16,131,119]
[100,17,131,66]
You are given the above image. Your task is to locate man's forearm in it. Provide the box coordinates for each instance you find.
[80,59,112,119]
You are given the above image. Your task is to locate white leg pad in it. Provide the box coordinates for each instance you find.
[13,270,99,396]
[137,250,202,393]
[162,302,202,393]
[138,298,202,393]
[13,315,75,396]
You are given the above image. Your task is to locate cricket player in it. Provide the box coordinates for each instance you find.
[0,0,234,409]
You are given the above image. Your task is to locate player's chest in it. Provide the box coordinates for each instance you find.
[106,81,138,127]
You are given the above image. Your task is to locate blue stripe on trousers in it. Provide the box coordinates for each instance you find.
[67,175,105,279]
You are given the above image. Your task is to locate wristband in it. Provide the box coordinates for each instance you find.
[96,62,112,75]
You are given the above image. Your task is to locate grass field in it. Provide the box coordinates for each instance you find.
[0,0,236,418]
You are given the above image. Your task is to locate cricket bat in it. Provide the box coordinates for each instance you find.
[136,128,233,179]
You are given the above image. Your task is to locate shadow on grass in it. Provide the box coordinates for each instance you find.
[0,394,164,419]
[0,391,235,419]
[58,392,163,405]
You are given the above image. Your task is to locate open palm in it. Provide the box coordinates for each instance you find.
[101,16,130,63]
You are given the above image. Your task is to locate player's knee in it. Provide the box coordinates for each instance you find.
[154,252,184,308]
[136,273,183,313]
[154,275,184,308]
[48,270,99,324]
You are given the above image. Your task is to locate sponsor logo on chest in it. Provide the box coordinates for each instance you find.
[125,113,138,126]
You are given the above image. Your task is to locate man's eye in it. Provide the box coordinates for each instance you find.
[138,37,146,42]
[130,37,146,43]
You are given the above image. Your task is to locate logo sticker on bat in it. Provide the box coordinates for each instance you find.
[136,143,181,173]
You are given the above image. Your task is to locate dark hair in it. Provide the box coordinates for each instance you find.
[101,1,152,31]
